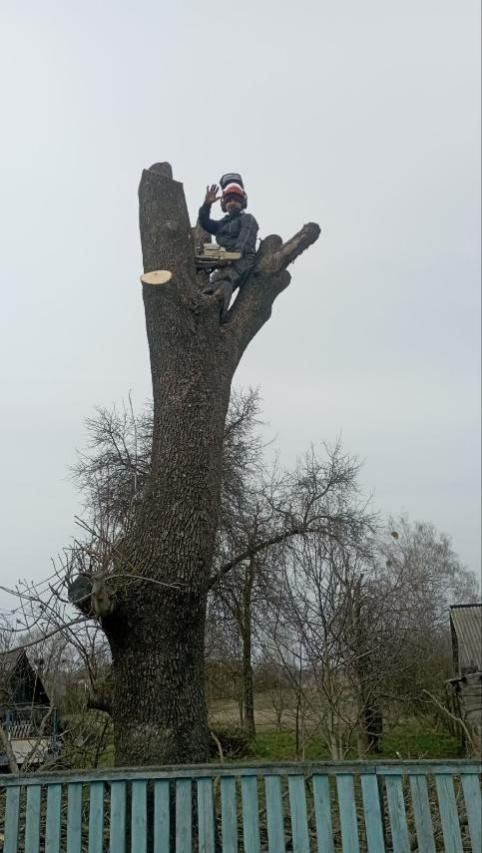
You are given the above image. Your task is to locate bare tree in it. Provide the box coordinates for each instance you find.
[263,537,375,758]
[373,517,479,711]
[262,516,478,759]
[211,439,375,739]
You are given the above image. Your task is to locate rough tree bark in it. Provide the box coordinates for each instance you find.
[93,162,320,766]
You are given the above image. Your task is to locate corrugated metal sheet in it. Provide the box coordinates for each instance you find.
[450,604,482,675]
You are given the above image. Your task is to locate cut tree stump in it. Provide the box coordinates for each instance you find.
[140,270,173,285]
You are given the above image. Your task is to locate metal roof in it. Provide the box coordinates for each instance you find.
[0,648,25,679]
[450,604,482,675]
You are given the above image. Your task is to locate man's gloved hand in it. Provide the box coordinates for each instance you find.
[205,184,221,205]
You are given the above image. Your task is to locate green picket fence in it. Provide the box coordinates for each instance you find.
[1,760,481,851]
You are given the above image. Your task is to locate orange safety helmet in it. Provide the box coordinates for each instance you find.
[221,181,248,212]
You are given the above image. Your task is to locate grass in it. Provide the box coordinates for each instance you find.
[252,730,331,761]
[69,720,461,769]
[61,697,463,769]
[250,720,461,762]
[209,691,463,762]
[379,720,461,760]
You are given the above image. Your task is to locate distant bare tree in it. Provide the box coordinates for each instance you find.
[263,517,478,758]
[374,516,479,710]
[211,440,376,739]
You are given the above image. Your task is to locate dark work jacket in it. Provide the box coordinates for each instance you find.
[198,203,258,255]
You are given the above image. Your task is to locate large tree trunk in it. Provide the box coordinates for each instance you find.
[106,590,209,765]
[99,162,319,766]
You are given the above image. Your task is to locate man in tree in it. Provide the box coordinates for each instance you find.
[199,176,259,319]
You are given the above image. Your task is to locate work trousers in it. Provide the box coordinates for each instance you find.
[203,256,255,320]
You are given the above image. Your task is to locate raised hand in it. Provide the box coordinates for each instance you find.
[205,184,221,205]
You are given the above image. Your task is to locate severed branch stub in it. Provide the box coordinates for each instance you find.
[223,221,321,365]
[140,270,172,286]
[68,573,114,618]
[257,222,321,276]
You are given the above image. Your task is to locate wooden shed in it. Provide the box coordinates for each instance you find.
[0,648,59,769]
[0,648,50,708]
[449,603,482,754]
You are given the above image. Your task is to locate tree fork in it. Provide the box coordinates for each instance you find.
[97,163,320,766]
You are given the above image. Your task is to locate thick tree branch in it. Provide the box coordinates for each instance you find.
[225,223,321,365]
[207,507,365,592]
[207,526,304,590]
[258,223,321,276]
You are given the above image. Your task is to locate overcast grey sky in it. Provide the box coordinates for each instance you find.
[0,1,480,612]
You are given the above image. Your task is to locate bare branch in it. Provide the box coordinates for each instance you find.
[207,527,303,590]
[0,617,87,656]
[422,688,476,751]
